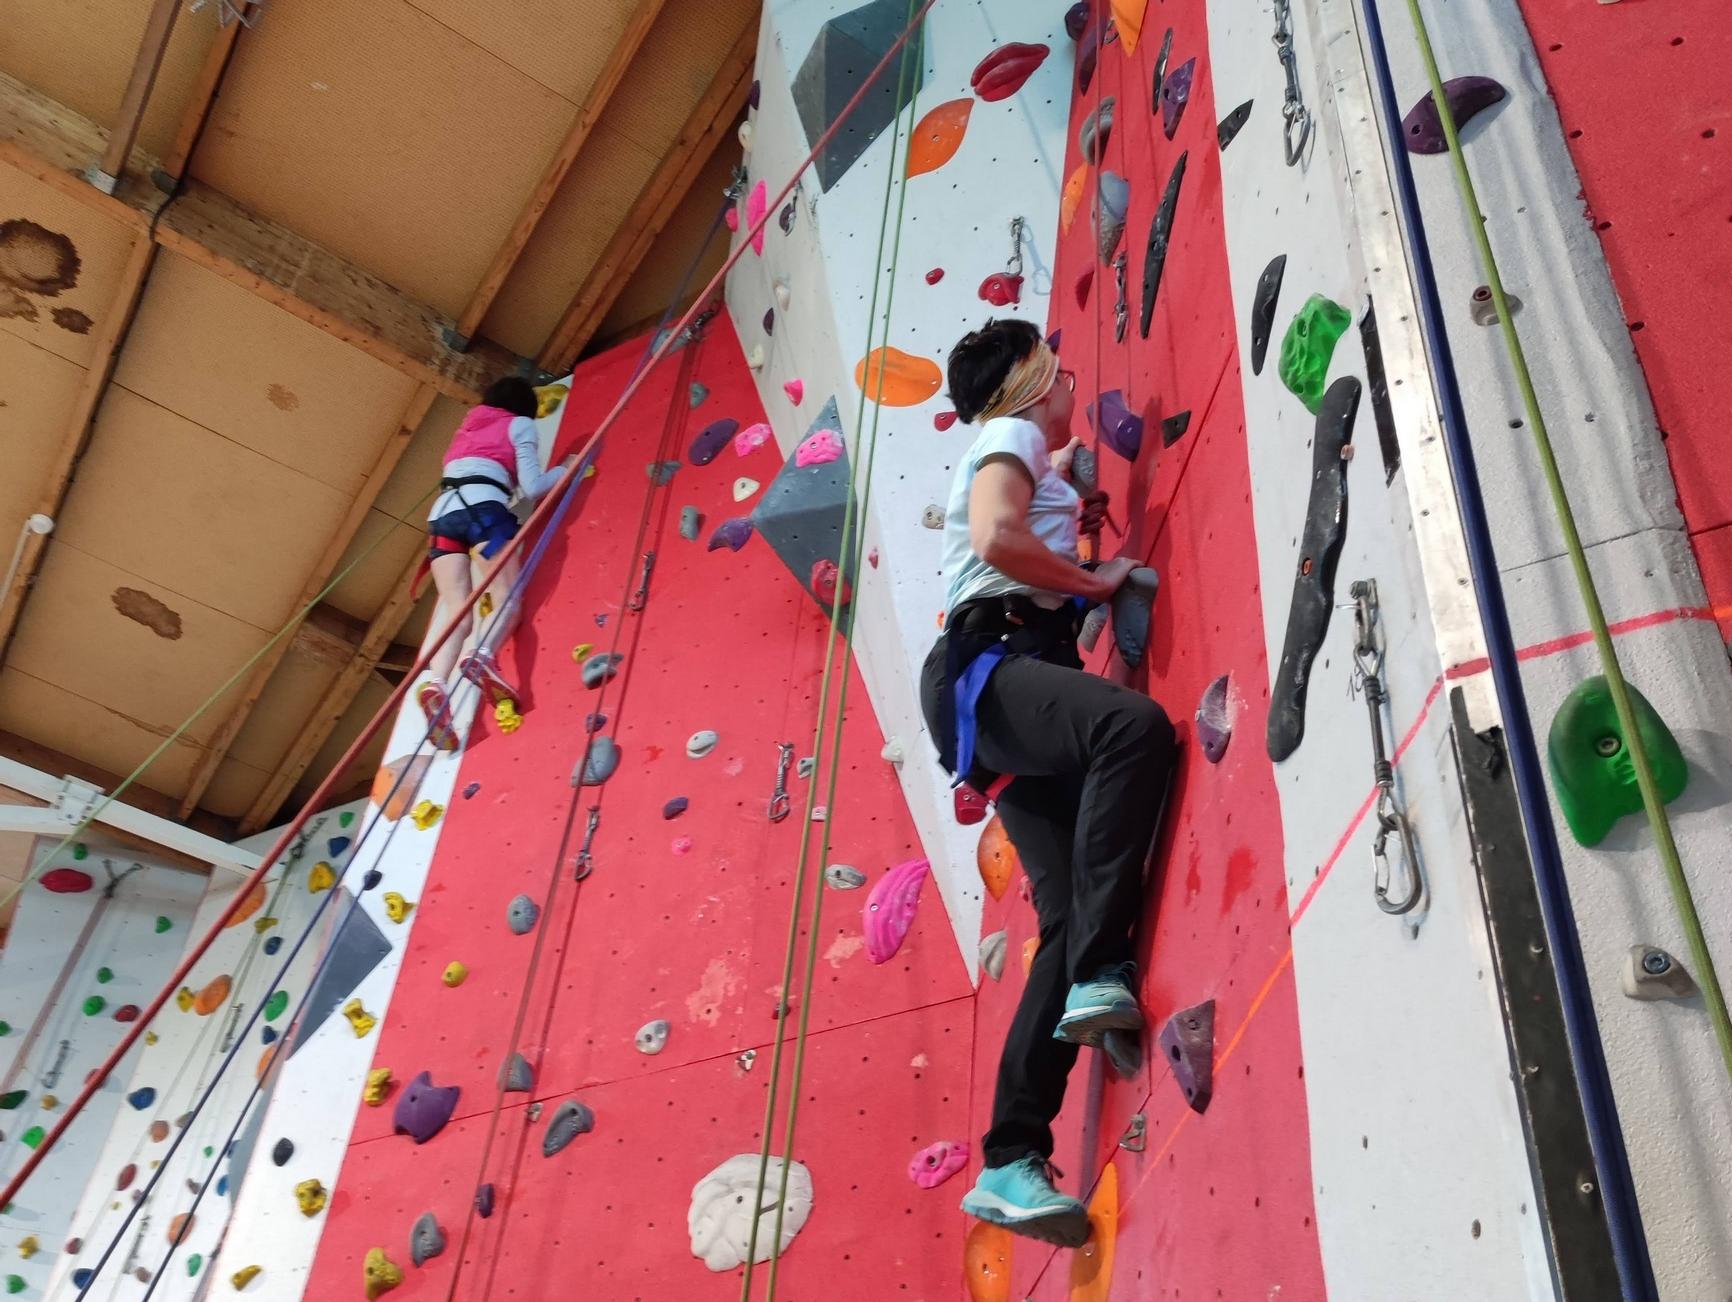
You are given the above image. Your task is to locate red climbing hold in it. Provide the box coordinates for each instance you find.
[971,43,1050,102]
[113,1005,140,1023]
[40,867,94,894]
[1075,266,1094,310]
[810,559,852,608]
[925,268,944,285]
[117,1163,137,1191]
[934,411,958,431]
[955,786,988,825]
[978,273,1024,307]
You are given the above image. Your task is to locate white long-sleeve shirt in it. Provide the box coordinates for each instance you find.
[427,415,564,521]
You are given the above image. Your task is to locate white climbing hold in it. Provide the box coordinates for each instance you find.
[921,505,944,530]
[732,477,759,502]
[635,1020,670,1055]
[773,280,791,312]
[825,864,866,890]
[687,730,719,759]
[880,739,904,766]
[688,1154,814,1272]
[746,345,766,371]
[980,930,1008,981]
[738,119,754,151]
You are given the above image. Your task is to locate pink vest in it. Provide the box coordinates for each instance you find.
[443,405,518,487]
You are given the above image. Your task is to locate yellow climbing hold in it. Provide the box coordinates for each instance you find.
[1068,1160,1118,1300]
[494,698,523,734]
[40,1095,56,1110]
[478,592,493,619]
[307,861,336,893]
[294,1178,327,1217]
[383,892,414,923]
[252,916,277,934]
[145,1031,159,1046]
[570,642,594,663]
[175,987,195,1012]
[18,1238,38,1260]
[363,1067,392,1106]
[363,1247,403,1299]
[343,998,377,1038]
[409,800,443,831]
[534,383,568,419]
[231,1264,261,1289]
[442,962,468,988]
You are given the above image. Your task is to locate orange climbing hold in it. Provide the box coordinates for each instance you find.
[976,816,1019,901]
[1068,1161,1118,1300]
[1021,937,1038,976]
[192,975,232,1016]
[1060,164,1088,235]
[373,754,433,822]
[907,98,973,177]
[256,1043,280,1083]
[167,1213,195,1244]
[854,347,943,407]
[1111,0,1149,52]
[222,883,266,930]
[963,1221,1014,1301]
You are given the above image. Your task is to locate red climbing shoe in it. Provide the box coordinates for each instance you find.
[459,649,528,712]
[416,680,459,752]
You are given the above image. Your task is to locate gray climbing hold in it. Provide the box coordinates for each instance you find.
[635,1020,670,1056]
[409,1212,445,1267]
[542,1099,595,1157]
[663,796,689,819]
[1079,96,1114,164]
[825,864,866,890]
[474,1184,495,1218]
[980,930,1008,981]
[507,894,539,936]
[271,1138,293,1167]
[1622,945,1698,1001]
[646,460,681,485]
[689,382,710,409]
[793,0,926,191]
[574,735,621,787]
[687,730,719,759]
[584,712,607,733]
[1079,603,1108,653]
[750,399,856,624]
[680,507,705,541]
[920,505,944,530]
[582,652,623,688]
[499,1053,534,1094]
[1112,567,1161,669]
[1094,170,1129,264]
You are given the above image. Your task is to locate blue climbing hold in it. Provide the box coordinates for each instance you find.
[663,797,689,820]
[261,1026,278,1045]
[73,1270,93,1290]
[264,936,282,956]
[327,836,351,857]
[217,1175,229,1198]
[127,1087,156,1111]
[362,869,383,891]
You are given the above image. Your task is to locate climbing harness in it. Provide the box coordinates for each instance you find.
[1272,0,1312,166]
[572,806,601,880]
[1347,580,1422,915]
[627,550,656,612]
[768,742,795,822]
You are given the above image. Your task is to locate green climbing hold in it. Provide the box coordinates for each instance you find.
[155,915,172,933]
[82,996,105,1016]
[0,1090,25,1109]
[203,1146,213,1158]
[72,842,87,860]
[1547,675,1687,847]
[1277,294,1353,414]
[6,1274,24,1294]
[339,811,355,828]
[97,966,113,984]
[187,1253,203,1277]
[0,1021,9,1036]
[21,1127,45,1149]
[263,990,289,1022]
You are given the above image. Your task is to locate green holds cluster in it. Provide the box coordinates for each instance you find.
[82,996,105,1016]
[155,916,173,933]
[97,966,114,984]
[20,1127,45,1149]
[1278,294,1353,414]
[1548,676,1688,845]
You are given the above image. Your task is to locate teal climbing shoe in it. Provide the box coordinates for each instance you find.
[1054,962,1143,1046]
[960,1157,1091,1248]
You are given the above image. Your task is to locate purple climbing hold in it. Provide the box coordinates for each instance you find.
[1064,0,1089,40]
[663,796,689,820]
[361,869,382,892]
[393,1071,460,1145]
[763,307,775,337]
[748,80,761,110]
[707,518,755,553]
[1160,57,1196,141]
[1047,328,1063,354]
[474,1183,495,1219]
[778,200,796,234]
[1196,675,1232,763]
[462,782,480,799]
[689,418,740,467]
[1158,999,1215,1113]
[1087,389,1144,461]
[863,857,930,965]
[1076,21,1100,95]
[1402,76,1506,154]
[584,712,608,734]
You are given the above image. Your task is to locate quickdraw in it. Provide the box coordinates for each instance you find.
[572,806,601,880]
[1273,0,1313,166]
[1349,580,1422,914]
[768,742,795,823]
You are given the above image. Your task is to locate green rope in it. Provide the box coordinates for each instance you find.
[0,489,432,914]
[1397,0,1732,1084]
[738,11,921,1297]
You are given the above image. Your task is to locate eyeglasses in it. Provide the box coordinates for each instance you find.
[1056,369,1077,393]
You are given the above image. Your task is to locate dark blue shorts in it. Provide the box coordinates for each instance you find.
[427,501,519,560]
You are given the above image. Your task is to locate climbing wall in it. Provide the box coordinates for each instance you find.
[0,843,204,1298]
[283,319,974,1298]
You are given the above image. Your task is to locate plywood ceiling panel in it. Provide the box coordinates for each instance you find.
[0,162,140,368]
[199,750,275,821]
[111,252,421,496]
[224,650,341,774]
[295,673,396,805]
[603,0,760,157]
[0,666,203,796]
[373,394,466,523]
[0,0,219,160]
[323,512,425,624]
[400,0,634,104]
[53,386,351,631]
[190,0,574,318]
[0,331,85,537]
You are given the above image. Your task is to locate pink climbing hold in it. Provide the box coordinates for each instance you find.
[863,857,930,964]
[783,379,805,406]
[908,1140,969,1189]
[745,180,768,255]
[724,207,739,232]
[978,273,1024,307]
[671,836,694,855]
[810,559,852,608]
[925,268,944,285]
[795,429,843,467]
[733,422,772,457]
[41,867,94,894]
[867,548,880,568]
[933,411,958,431]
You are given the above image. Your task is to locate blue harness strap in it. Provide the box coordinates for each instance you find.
[952,642,1009,782]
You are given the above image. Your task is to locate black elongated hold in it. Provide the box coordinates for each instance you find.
[1150,27,1174,109]
[1112,567,1161,669]
[1161,410,1191,447]
[1249,253,1286,376]
[271,1138,293,1167]
[1402,76,1506,154]
[1158,1000,1215,1112]
[1359,306,1401,483]
[474,1183,495,1219]
[1267,377,1360,762]
[1217,99,1252,151]
[1139,151,1188,339]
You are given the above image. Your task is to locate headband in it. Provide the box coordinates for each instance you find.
[976,340,1059,423]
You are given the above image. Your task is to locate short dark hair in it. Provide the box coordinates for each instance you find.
[946,318,1044,424]
[481,375,539,419]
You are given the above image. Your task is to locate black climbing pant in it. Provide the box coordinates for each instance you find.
[920,636,1176,1168]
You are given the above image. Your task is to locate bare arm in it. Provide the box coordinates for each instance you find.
[968,456,1116,602]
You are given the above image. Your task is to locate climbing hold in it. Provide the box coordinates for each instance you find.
[796,428,844,467]
[1093,171,1129,264]
[95,965,114,984]
[364,1067,393,1106]
[708,517,755,552]
[1279,294,1354,413]
[1548,677,1687,846]
[1197,675,1233,762]
[542,1099,595,1156]
[1112,567,1161,669]
[263,989,289,1021]
[924,267,944,285]
[1076,20,1100,95]
[734,421,772,456]
[307,861,335,893]
[15,1241,36,1262]
[934,410,958,432]
[581,651,623,688]
[4,1276,20,1295]
[955,785,988,825]
[1159,999,1215,1112]
[689,418,740,466]
[1021,937,1038,976]
[263,934,283,958]
[343,998,377,1037]
[921,504,944,530]
[1161,410,1191,446]
[40,867,93,893]
[826,864,866,890]
[1060,164,1088,235]
[1068,1160,1119,1298]
[252,915,277,935]
[778,199,796,234]
[20,1127,44,1149]
[328,835,351,857]
[688,1154,813,1271]
[393,1072,460,1145]
[117,1162,137,1190]
[363,1247,403,1299]
[495,698,523,733]
[976,817,1018,901]
[1218,99,1253,150]
[810,559,852,608]
[868,547,880,567]
[295,1178,328,1217]
[361,870,382,892]
[971,42,1048,101]
[774,280,792,312]
[1079,97,1114,164]
[733,477,759,502]
[441,961,467,988]
[1139,151,1186,338]
[1403,76,1506,154]
[508,894,540,935]
[383,892,414,923]
[980,929,1008,981]
[646,459,681,486]
[149,1119,170,1141]
[1160,57,1196,140]
[1086,389,1143,461]
[679,506,705,541]
[1268,378,1360,761]
[409,1212,445,1267]
[82,995,105,1016]
[0,1021,7,1035]
[744,180,768,255]
[689,381,710,410]
[881,738,904,765]
[168,1213,194,1244]
[574,735,621,787]
[783,378,804,407]
[864,857,929,964]
[1622,945,1698,1001]
[155,915,172,932]
[113,1003,140,1022]
[127,1087,156,1111]
[908,98,974,177]
[978,272,1024,308]
[39,1093,56,1109]
[739,119,754,152]
[1248,253,1287,376]
[854,347,942,407]
[499,1053,534,1094]
[686,730,719,759]
[533,383,567,419]
[1111,0,1148,50]
[635,1019,670,1055]
[909,1140,969,1190]
[570,642,594,664]
[964,1221,1014,1302]
[474,1183,495,1218]
[230,1263,262,1289]
[271,1138,293,1166]
[408,800,443,831]
[0,1090,24,1110]
[1149,25,1173,110]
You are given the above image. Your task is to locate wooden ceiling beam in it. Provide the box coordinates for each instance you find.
[537,23,755,374]
[176,384,438,818]
[451,0,671,347]
[0,728,236,843]
[0,71,522,402]
[290,601,418,671]
[91,0,184,192]
[239,550,424,835]
[160,2,258,181]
